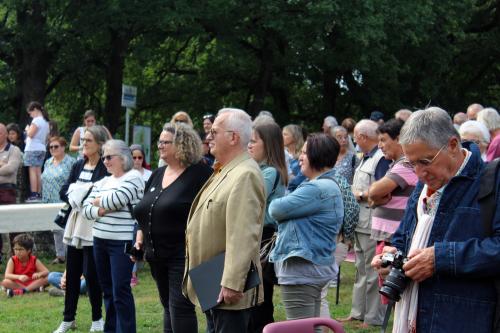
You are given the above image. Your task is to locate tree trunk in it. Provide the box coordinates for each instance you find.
[248,38,273,117]
[104,30,130,136]
[15,2,52,126]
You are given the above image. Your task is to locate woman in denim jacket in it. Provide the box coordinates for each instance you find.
[269,133,344,320]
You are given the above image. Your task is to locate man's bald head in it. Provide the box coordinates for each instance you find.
[467,103,483,120]
[453,112,467,126]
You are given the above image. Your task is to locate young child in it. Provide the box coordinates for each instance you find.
[1,233,49,297]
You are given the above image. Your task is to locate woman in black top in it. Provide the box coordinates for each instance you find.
[134,123,212,333]
[54,125,109,333]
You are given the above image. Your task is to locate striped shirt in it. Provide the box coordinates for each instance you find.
[371,160,417,242]
[82,169,144,241]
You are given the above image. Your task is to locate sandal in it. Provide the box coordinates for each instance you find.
[51,257,65,264]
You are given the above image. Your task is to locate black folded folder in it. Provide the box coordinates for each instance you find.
[188,251,261,312]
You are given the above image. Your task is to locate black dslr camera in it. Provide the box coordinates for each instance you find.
[379,250,409,302]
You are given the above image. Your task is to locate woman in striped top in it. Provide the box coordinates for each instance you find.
[82,140,144,333]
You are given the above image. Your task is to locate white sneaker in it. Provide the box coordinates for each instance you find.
[90,318,104,332]
[53,321,76,333]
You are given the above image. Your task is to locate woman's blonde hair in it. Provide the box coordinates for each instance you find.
[170,111,194,127]
[162,122,202,167]
[283,124,304,159]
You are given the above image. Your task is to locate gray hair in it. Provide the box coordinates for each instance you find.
[331,125,355,152]
[217,108,252,147]
[400,107,460,149]
[355,119,379,139]
[477,108,500,132]
[459,120,491,143]
[324,116,338,128]
[394,109,413,122]
[253,114,276,127]
[84,125,109,152]
[102,139,133,172]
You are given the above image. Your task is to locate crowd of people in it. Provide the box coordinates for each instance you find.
[0,101,499,333]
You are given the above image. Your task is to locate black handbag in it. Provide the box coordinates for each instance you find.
[54,203,71,229]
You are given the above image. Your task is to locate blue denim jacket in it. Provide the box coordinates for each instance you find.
[269,169,344,266]
[392,144,500,333]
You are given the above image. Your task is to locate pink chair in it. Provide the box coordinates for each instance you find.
[263,318,345,333]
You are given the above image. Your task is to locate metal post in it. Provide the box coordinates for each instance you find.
[125,107,130,145]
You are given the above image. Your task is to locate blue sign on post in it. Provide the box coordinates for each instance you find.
[121,84,137,108]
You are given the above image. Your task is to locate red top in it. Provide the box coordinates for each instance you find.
[12,254,37,279]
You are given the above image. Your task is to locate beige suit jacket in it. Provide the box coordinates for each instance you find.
[183,152,266,310]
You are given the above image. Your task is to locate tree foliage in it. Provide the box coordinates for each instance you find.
[0,0,498,139]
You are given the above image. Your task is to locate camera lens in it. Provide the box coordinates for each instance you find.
[379,268,408,302]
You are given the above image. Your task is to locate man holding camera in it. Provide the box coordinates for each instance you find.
[372,107,500,333]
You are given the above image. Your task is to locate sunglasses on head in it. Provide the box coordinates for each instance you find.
[203,114,214,120]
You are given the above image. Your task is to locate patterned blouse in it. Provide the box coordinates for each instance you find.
[41,154,76,203]
[333,151,359,184]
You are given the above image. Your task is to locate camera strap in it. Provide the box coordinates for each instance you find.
[380,301,395,333]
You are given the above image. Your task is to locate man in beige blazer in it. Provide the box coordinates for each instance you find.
[183,108,266,333]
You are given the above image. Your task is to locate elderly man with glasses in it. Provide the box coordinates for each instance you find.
[372,107,500,333]
[183,108,266,333]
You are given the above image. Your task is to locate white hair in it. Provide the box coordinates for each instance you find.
[324,116,338,128]
[355,119,379,139]
[459,120,491,143]
[102,139,133,171]
[477,108,500,132]
[400,107,459,149]
[217,108,252,147]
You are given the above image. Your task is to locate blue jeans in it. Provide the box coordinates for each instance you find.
[93,237,136,333]
[149,247,197,333]
[48,272,86,294]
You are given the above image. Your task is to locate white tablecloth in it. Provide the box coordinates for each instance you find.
[0,203,65,233]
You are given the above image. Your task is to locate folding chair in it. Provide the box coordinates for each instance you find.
[263,317,345,333]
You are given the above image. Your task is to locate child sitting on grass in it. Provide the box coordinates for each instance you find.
[1,233,49,297]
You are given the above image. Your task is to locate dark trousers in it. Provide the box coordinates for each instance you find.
[0,188,16,257]
[64,245,103,322]
[249,226,276,333]
[206,308,251,333]
[149,249,197,333]
[93,237,136,333]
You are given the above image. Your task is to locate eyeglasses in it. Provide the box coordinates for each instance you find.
[132,156,143,160]
[157,140,173,147]
[404,144,447,168]
[82,138,94,143]
[49,145,60,150]
[101,154,118,162]
[209,128,235,137]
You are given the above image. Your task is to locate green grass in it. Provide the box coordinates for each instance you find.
[0,259,390,332]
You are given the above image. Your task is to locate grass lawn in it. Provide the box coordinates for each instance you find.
[0,259,391,332]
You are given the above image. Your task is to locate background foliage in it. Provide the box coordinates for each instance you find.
[0,0,499,138]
